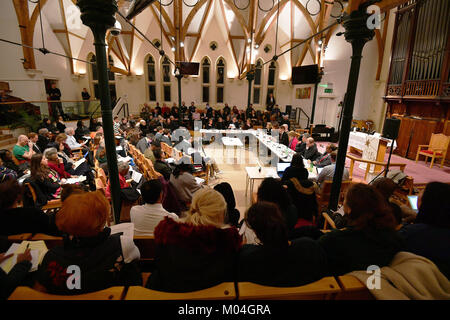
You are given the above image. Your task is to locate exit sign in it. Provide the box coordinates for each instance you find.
[324,88,333,93]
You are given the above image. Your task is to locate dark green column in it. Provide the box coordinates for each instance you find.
[176,72,182,110]
[246,70,254,109]
[77,0,122,223]
[328,5,375,211]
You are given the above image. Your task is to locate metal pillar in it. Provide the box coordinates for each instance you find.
[246,71,254,109]
[328,5,375,211]
[77,0,122,223]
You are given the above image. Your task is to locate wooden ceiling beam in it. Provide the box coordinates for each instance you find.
[190,0,213,62]
[218,0,240,75]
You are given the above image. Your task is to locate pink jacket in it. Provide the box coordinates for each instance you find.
[289,137,298,151]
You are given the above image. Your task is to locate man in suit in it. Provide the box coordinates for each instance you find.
[303,137,321,161]
[295,133,309,155]
[314,143,337,168]
[316,151,349,187]
[266,93,275,112]
[37,128,50,153]
[279,124,289,147]
[159,129,172,146]
[280,114,290,130]
[136,134,152,154]
[28,132,41,154]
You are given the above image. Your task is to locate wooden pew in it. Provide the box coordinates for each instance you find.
[124,282,236,300]
[335,275,375,300]
[30,234,63,249]
[237,277,340,300]
[8,286,125,300]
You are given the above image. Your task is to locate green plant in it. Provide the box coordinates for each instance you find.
[9,110,42,132]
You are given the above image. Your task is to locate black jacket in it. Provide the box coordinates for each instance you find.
[280,132,289,147]
[0,260,31,299]
[238,238,327,287]
[37,135,49,152]
[0,207,59,236]
[35,228,141,294]
[281,166,309,182]
[147,217,241,292]
[303,144,321,161]
[318,227,405,276]
[295,142,306,155]
[154,160,172,181]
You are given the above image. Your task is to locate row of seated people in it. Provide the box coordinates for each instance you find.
[1,175,449,298]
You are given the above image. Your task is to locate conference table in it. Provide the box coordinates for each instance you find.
[200,129,320,195]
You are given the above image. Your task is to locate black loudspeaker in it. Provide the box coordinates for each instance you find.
[382,118,401,140]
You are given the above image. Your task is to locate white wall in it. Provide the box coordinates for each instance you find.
[1,1,395,132]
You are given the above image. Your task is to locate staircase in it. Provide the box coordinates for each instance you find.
[0,130,17,150]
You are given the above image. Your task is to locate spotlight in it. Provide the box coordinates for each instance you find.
[171,47,176,52]
[180,42,184,47]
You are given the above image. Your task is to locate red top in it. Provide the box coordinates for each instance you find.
[105,174,129,199]
[289,137,298,151]
[47,161,71,179]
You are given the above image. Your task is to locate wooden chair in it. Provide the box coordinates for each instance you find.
[30,233,63,249]
[24,183,62,212]
[316,180,352,213]
[322,212,337,230]
[335,275,374,300]
[237,277,340,300]
[97,167,107,186]
[7,233,32,242]
[124,282,236,300]
[415,133,450,168]
[133,236,156,271]
[8,286,125,300]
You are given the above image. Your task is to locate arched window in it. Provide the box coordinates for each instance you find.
[216,58,225,104]
[266,61,277,102]
[202,58,210,103]
[89,53,116,104]
[161,56,171,102]
[146,55,156,101]
[253,59,263,105]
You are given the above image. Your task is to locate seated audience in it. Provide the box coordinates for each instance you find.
[279,124,289,147]
[153,149,172,181]
[130,180,178,236]
[60,184,87,202]
[74,120,90,142]
[257,178,298,233]
[169,163,202,205]
[318,183,404,276]
[238,201,327,286]
[0,156,18,182]
[295,133,309,155]
[283,177,319,229]
[136,134,152,154]
[281,153,309,182]
[316,151,349,187]
[0,248,32,300]
[56,116,66,133]
[44,148,73,179]
[28,132,41,154]
[288,131,299,151]
[12,135,34,164]
[27,154,62,203]
[0,179,59,236]
[34,191,141,294]
[147,188,241,292]
[214,182,240,227]
[64,127,87,150]
[37,128,51,153]
[0,149,26,177]
[398,182,450,279]
[303,137,321,161]
[372,177,403,228]
[105,161,130,199]
[313,143,337,168]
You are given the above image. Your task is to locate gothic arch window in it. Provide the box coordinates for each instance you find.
[266,61,277,102]
[89,53,116,104]
[146,55,157,101]
[253,59,263,105]
[202,57,210,103]
[161,56,171,102]
[216,58,225,104]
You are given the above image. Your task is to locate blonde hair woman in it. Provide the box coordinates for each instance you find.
[147,188,242,292]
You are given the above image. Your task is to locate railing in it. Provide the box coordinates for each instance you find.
[403,80,441,97]
[0,99,101,121]
[295,107,310,129]
[346,153,407,181]
[112,95,129,119]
